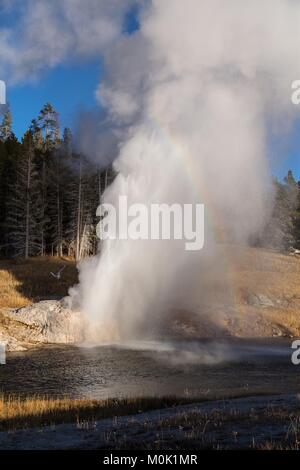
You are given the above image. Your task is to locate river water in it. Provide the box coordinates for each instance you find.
[0,338,298,399]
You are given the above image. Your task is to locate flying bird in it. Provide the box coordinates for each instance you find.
[50,265,66,280]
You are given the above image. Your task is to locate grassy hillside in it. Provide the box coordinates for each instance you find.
[0,394,299,449]
[168,245,300,338]
[0,257,78,309]
[0,247,299,336]
[0,395,196,432]
[228,246,300,336]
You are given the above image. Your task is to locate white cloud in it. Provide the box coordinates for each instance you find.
[0,0,139,82]
[72,0,300,341]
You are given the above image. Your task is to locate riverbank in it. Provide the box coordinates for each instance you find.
[1,339,297,399]
[0,394,299,449]
[0,257,77,309]
[1,247,300,351]
[0,395,195,432]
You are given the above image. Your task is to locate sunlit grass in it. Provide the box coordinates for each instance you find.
[0,257,77,309]
[220,245,300,337]
[0,395,196,432]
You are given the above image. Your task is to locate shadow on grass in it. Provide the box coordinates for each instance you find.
[0,395,200,432]
[0,257,78,308]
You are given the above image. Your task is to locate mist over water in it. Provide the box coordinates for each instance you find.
[1,339,295,399]
[69,0,300,343]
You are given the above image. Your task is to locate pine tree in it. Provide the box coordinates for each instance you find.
[64,155,99,260]
[284,170,298,207]
[30,119,44,150]
[35,103,61,254]
[0,138,10,251]
[0,102,119,260]
[38,103,61,151]
[262,172,299,251]
[0,134,22,255]
[47,147,66,257]
[63,127,72,158]
[0,105,12,141]
[291,180,300,249]
[6,132,44,258]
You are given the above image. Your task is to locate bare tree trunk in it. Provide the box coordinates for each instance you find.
[41,157,46,256]
[25,152,32,259]
[76,161,82,261]
[25,156,31,259]
[105,168,108,190]
[56,156,62,257]
[79,222,87,260]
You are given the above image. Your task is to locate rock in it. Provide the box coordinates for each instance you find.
[171,320,197,336]
[246,293,274,307]
[0,332,27,352]
[1,300,83,351]
[272,327,284,337]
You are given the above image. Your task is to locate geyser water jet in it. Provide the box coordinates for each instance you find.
[70,0,300,343]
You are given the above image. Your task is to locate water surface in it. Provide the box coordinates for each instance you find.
[0,338,298,399]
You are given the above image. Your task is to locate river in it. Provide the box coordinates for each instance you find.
[0,338,298,399]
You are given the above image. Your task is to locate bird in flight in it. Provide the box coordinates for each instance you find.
[50,265,66,280]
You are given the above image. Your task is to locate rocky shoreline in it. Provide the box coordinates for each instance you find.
[0,300,83,351]
[0,394,298,449]
[0,290,299,352]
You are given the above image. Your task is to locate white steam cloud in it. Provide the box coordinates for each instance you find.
[72,0,300,342]
[0,0,138,82]
[3,1,300,342]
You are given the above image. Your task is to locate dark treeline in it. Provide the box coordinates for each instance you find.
[1,103,300,260]
[0,103,113,260]
[257,170,300,252]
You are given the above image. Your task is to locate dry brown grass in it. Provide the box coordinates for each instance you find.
[1,394,297,449]
[0,395,195,432]
[167,246,300,337]
[229,245,300,301]
[219,245,300,336]
[0,246,300,334]
[113,403,300,450]
[0,257,78,309]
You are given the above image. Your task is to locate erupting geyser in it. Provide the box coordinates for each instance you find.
[69,0,300,343]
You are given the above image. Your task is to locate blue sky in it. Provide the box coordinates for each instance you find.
[4,62,300,181]
[8,61,101,138]
[2,2,139,147]
[1,3,300,181]
[267,119,300,181]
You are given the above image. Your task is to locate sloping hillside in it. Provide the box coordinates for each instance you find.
[166,246,300,338]
[0,257,77,309]
[0,248,300,351]
[226,246,300,337]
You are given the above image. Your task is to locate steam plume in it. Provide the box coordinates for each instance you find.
[72,0,300,342]
[3,1,300,341]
